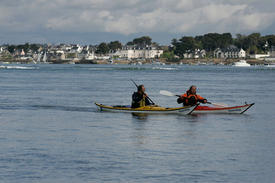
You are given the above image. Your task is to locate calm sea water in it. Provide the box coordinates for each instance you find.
[0,64,274,183]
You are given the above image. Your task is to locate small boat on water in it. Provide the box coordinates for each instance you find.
[95,103,254,115]
[158,90,254,114]
[193,103,254,114]
[95,103,197,115]
[234,60,250,67]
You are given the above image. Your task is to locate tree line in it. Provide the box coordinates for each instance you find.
[171,33,275,57]
[95,36,153,54]
[6,43,40,54]
[3,33,275,57]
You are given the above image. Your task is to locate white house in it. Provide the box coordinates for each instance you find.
[194,49,206,58]
[183,52,193,59]
[85,51,95,60]
[20,49,25,56]
[70,44,83,53]
[214,46,246,58]
[214,48,224,58]
[238,48,246,58]
[113,45,163,59]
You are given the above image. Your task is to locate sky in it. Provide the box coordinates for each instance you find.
[0,0,275,45]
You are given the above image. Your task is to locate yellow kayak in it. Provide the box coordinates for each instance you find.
[95,103,197,115]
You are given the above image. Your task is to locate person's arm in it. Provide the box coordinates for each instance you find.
[177,97,183,104]
[145,97,151,105]
[143,93,155,105]
[197,95,207,103]
[177,94,186,104]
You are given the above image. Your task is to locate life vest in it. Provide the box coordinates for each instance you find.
[131,92,147,108]
[181,93,205,105]
[139,97,146,107]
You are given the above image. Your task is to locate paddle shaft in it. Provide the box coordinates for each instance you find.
[131,79,155,104]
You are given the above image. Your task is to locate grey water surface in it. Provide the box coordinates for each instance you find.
[0,64,274,183]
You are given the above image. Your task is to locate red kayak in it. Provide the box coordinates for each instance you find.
[193,103,254,114]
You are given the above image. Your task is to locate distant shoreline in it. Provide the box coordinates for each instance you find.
[0,58,274,65]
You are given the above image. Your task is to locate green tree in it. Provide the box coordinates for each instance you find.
[132,36,152,46]
[108,41,122,51]
[171,37,194,57]
[248,45,258,54]
[234,34,246,49]
[179,36,196,52]
[126,41,134,45]
[29,44,40,52]
[265,35,275,46]
[201,33,221,51]
[245,33,261,53]
[220,33,233,48]
[194,36,203,49]
[96,43,109,54]
[160,50,175,60]
[17,43,30,52]
[7,45,16,53]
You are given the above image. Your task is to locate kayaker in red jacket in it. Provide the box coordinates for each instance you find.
[177,85,207,106]
[131,85,153,108]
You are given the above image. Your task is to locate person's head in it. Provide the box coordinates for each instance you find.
[188,85,197,94]
[137,85,145,93]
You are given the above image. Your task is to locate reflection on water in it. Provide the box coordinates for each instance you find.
[131,113,149,121]
[131,113,149,146]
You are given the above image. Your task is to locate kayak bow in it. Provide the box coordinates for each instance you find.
[95,103,197,115]
[193,103,254,114]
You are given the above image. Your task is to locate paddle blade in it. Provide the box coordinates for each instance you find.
[160,90,175,97]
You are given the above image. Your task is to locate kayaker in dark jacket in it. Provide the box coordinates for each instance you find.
[177,85,207,106]
[131,85,153,108]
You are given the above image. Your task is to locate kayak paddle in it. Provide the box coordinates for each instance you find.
[159,90,227,107]
[159,90,180,97]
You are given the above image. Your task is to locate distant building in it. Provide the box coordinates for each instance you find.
[249,46,275,59]
[249,54,270,59]
[214,45,246,58]
[85,51,95,60]
[20,49,25,56]
[214,48,223,58]
[194,49,206,58]
[183,52,193,59]
[113,45,163,59]
[60,53,66,60]
[0,47,11,58]
[182,49,206,59]
[70,44,83,53]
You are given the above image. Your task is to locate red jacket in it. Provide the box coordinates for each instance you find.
[178,92,206,106]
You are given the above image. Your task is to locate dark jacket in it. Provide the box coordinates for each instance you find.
[131,92,152,108]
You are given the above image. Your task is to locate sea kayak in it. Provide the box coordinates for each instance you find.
[95,103,197,115]
[193,103,254,114]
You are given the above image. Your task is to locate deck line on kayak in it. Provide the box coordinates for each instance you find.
[240,103,255,114]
